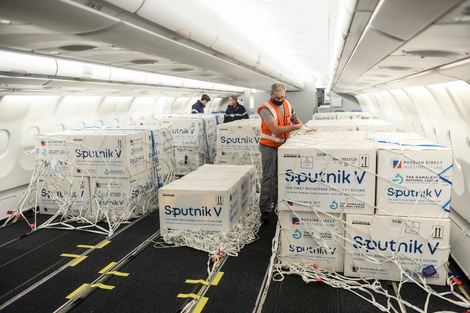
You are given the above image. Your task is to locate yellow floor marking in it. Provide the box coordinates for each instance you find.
[99,262,117,274]
[211,272,224,286]
[458,285,470,301]
[177,293,200,300]
[66,283,89,299]
[90,283,115,290]
[193,297,209,313]
[107,271,130,277]
[185,279,209,286]
[96,241,111,249]
[69,256,87,267]
[76,244,95,249]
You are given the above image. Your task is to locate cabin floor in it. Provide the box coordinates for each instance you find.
[0,210,468,313]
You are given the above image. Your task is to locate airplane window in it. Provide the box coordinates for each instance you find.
[21,126,39,153]
[114,118,120,125]
[52,124,65,132]
[76,122,85,129]
[0,129,9,158]
[95,120,104,126]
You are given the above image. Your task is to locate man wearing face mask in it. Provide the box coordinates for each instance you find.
[191,94,211,114]
[223,95,249,123]
[257,83,303,222]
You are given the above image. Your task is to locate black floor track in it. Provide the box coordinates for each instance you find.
[0,211,469,313]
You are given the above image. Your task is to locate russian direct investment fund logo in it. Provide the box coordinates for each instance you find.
[392,159,403,169]
[291,216,300,225]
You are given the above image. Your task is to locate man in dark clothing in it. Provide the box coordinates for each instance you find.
[191,94,211,114]
[223,95,249,123]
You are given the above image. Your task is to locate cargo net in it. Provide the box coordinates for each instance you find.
[138,115,218,176]
[4,129,176,237]
[269,132,470,312]
[154,197,261,296]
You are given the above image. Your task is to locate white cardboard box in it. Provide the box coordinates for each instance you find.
[159,178,241,236]
[174,146,205,175]
[35,133,71,175]
[38,175,91,217]
[336,112,373,120]
[306,120,357,132]
[279,211,344,271]
[355,119,397,132]
[67,131,146,178]
[278,140,376,214]
[344,214,450,286]
[186,164,256,212]
[376,146,453,218]
[216,121,261,158]
[91,171,149,219]
[312,113,337,120]
[156,118,204,147]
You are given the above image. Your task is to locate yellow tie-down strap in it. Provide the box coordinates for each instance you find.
[185,279,209,286]
[107,271,130,277]
[90,283,115,290]
[77,240,111,250]
[185,272,224,286]
[177,293,200,300]
[60,253,87,267]
[66,283,115,299]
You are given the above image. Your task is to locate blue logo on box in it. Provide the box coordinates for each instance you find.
[292,229,302,240]
[330,200,339,210]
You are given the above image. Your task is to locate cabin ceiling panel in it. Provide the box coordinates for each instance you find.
[369,0,461,40]
[392,23,470,61]
[333,0,470,94]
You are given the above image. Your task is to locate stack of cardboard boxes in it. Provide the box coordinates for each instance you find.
[34,125,175,223]
[159,164,256,237]
[278,131,452,285]
[138,114,217,175]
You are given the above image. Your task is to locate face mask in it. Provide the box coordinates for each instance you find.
[271,98,284,106]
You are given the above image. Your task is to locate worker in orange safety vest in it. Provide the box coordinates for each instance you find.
[257,83,304,222]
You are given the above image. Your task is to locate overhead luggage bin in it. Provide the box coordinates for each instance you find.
[137,0,219,47]
[0,0,120,34]
[56,59,111,81]
[102,0,145,13]
[0,50,57,76]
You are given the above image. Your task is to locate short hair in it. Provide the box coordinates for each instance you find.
[201,94,211,101]
[271,83,286,94]
[229,95,237,101]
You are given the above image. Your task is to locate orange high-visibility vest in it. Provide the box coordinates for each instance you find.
[257,99,292,148]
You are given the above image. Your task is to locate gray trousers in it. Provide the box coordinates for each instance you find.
[259,144,278,213]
